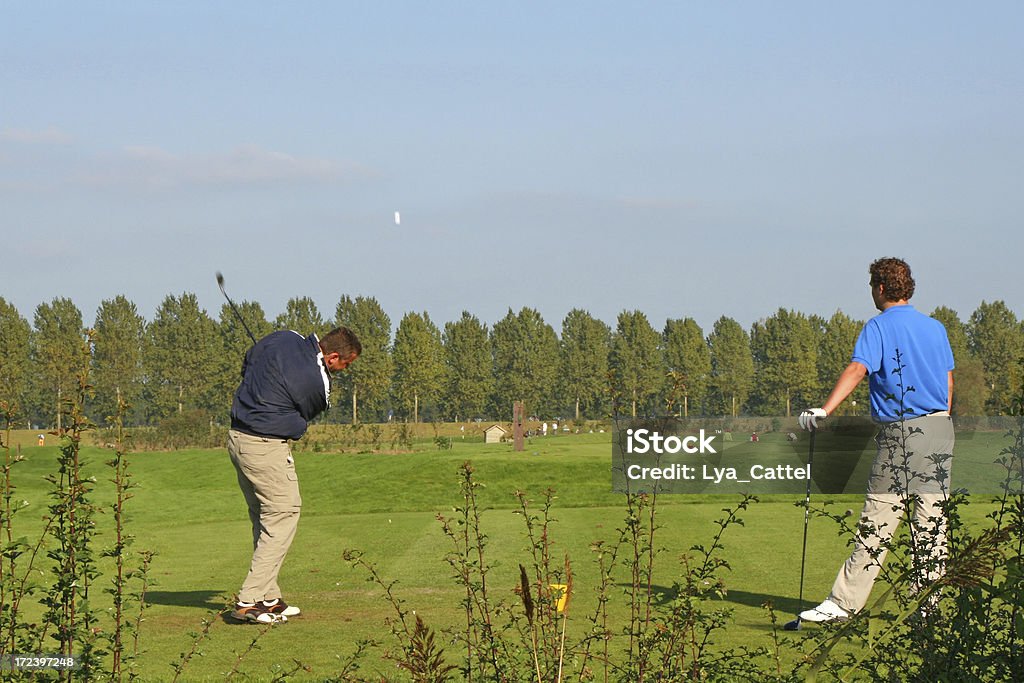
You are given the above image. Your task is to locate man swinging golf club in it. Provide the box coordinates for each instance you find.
[227,326,361,624]
[796,257,954,624]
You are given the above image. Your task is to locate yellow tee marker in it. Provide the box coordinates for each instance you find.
[549,584,569,613]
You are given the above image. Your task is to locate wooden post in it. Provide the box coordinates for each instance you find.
[513,401,524,452]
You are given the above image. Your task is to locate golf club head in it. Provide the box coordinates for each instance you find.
[783,618,802,631]
[216,271,225,288]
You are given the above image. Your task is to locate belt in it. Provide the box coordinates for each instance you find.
[229,427,288,442]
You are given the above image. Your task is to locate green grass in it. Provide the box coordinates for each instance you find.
[1,430,1009,681]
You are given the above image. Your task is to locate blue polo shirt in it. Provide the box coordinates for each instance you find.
[851,304,954,422]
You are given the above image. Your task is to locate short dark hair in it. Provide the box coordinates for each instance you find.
[320,326,361,358]
[869,257,915,302]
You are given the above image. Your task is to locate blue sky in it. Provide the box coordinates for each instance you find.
[2,2,1021,333]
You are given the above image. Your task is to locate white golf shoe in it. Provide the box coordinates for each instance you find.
[799,599,850,623]
[262,598,301,617]
[230,601,287,624]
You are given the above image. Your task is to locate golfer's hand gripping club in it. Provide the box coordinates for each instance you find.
[799,408,826,431]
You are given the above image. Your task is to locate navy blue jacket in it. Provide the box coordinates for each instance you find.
[230,331,331,440]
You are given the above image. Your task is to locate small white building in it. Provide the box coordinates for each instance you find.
[484,424,507,444]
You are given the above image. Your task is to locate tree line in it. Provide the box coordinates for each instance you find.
[0,294,1020,429]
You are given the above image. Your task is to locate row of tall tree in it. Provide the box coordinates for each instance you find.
[0,295,1020,429]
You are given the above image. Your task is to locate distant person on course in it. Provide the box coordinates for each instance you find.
[228,327,360,624]
[798,257,954,623]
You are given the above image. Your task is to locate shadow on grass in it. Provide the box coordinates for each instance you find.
[718,589,805,626]
[145,589,229,610]
[624,583,803,628]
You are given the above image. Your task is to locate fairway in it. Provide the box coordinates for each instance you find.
[3,429,1009,680]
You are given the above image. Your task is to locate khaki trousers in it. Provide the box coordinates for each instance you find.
[829,415,954,613]
[228,429,302,603]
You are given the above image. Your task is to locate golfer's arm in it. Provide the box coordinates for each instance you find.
[948,370,954,412]
[822,362,868,415]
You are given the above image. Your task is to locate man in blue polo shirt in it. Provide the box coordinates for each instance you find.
[797,257,955,623]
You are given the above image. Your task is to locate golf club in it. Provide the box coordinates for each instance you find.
[784,426,816,631]
[216,272,258,346]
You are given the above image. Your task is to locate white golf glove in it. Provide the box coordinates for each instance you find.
[799,408,827,431]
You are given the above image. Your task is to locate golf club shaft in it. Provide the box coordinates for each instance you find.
[217,274,258,345]
[796,427,816,617]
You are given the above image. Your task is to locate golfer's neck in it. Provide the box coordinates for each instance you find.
[879,299,909,311]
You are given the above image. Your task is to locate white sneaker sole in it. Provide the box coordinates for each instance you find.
[231,609,288,624]
[798,609,849,623]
